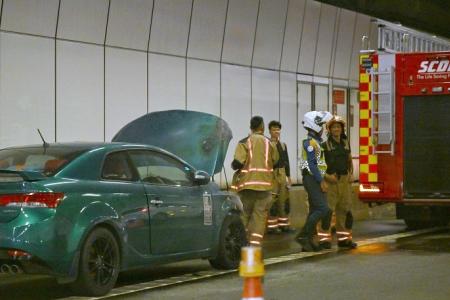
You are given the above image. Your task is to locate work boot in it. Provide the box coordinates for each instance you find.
[296,236,322,252]
[338,240,357,249]
[319,241,332,250]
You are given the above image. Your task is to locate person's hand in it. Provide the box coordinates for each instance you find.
[325,173,338,184]
[320,180,328,193]
[287,176,292,187]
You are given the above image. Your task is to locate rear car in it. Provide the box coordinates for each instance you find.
[0,111,245,296]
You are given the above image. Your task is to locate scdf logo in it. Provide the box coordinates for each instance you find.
[418,60,450,73]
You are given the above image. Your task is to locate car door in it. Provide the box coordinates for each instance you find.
[128,150,213,255]
[100,151,150,256]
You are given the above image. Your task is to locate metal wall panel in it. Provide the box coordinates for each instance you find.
[106,0,154,50]
[314,84,329,111]
[1,0,59,37]
[349,13,371,81]
[252,68,279,123]
[187,0,227,61]
[280,72,298,183]
[105,48,147,141]
[58,0,109,44]
[280,0,306,72]
[56,41,104,142]
[148,53,185,112]
[221,64,251,186]
[297,82,312,184]
[149,0,192,56]
[313,4,337,77]
[222,0,259,65]
[252,0,288,69]
[0,33,55,148]
[332,9,356,80]
[297,0,321,74]
[186,59,220,116]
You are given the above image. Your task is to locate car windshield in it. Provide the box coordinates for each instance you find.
[0,147,88,176]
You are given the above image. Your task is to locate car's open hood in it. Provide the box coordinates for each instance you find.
[112,110,232,175]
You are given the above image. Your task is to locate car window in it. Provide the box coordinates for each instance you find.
[128,151,193,186]
[101,152,134,181]
[0,147,85,176]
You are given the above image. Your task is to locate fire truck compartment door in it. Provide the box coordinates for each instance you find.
[403,95,450,198]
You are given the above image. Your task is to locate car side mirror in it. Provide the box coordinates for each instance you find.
[194,170,210,185]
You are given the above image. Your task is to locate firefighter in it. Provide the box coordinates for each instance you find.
[318,116,357,249]
[296,111,334,252]
[231,116,279,247]
[267,120,292,233]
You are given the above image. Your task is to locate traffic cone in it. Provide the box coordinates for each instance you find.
[240,246,265,300]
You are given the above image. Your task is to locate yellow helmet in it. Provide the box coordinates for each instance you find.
[326,115,346,132]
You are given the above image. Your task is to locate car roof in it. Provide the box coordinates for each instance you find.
[2,142,158,152]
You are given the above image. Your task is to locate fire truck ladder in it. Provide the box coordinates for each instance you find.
[370,66,395,155]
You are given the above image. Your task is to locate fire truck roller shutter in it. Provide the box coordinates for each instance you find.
[403,95,450,198]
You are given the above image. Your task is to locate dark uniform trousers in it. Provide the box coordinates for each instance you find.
[300,175,331,238]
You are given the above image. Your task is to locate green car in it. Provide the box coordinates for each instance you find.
[0,110,246,296]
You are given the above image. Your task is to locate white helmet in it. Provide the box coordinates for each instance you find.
[303,111,333,133]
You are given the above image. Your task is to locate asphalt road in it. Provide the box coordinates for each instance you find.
[0,220,448,300]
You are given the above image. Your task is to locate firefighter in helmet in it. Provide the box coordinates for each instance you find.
[296,111,334,252]
[231,116,279,247]
[318,115,357,249]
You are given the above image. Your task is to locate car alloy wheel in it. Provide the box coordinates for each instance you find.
[209,214,246,269]
[71,227,120,296]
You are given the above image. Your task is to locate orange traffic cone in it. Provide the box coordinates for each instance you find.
[240,246,264,300]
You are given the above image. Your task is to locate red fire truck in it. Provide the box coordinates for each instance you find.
[358,50,450,228]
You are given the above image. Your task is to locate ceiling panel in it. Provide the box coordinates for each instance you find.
[106,0,154,50]
[58,0,109,44]
[149,0,192,56]
[252,0,288,69]
[1,0,59,37]
[187,0,228,61]
[222,0,259,66]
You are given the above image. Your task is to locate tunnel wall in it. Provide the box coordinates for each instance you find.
[0,0,379,185]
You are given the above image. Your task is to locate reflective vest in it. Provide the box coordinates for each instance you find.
[300,137,327,176]
[231,133,278,192]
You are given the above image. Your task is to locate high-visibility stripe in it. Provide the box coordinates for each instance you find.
[247,138,253,167]
[250,241,261,245]
[318,233,331,237]
[267,224,278,228]
[241,168,273,173]
[241,181,272,186]
[320,237,331,242]
[264,139,269,169]
[338,237,349,241]
[336,231,351,235]
[251,233,263,238]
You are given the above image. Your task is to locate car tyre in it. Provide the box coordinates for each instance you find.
[209,214,246,270]
[71,227,120,296]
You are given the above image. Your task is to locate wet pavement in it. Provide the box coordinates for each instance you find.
[0,220,448,300]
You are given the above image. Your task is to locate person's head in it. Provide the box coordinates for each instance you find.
[250,116,265,133]
[268,120,282,140]
[302,111,332,136]
[326,116,346,139]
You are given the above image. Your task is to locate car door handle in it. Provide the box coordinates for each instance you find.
[150,199,164,205]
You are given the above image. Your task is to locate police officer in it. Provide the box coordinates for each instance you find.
[231,116,279,247]
[318,116,357,249]
[296,111,334,252]
[267,120,292,232]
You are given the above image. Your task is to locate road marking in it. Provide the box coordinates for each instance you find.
[64,226,446,300]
